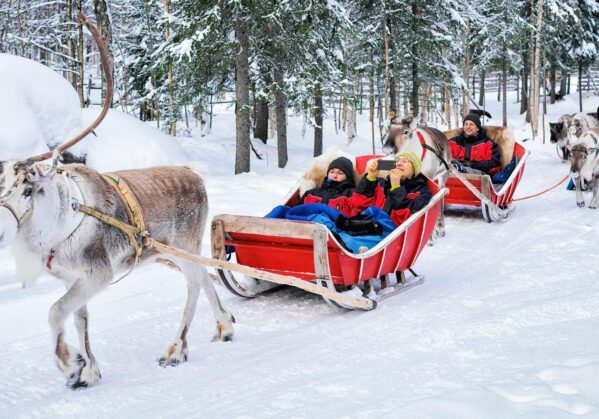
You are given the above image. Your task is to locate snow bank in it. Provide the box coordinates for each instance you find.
[81,108,187,172]
[0,54,82,159]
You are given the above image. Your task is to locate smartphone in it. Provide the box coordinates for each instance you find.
[377,159,396,170]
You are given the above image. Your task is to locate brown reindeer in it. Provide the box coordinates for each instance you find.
[549,114,573,162]
[0,162,235,388]
[570,129,599,208]
[0,14,234,389]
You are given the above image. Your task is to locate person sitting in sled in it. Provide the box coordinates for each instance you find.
[449,113,501,176]
[299,156,356,216]
[352,151,432,226]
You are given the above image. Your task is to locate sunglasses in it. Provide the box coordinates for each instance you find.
[394,157,412,165]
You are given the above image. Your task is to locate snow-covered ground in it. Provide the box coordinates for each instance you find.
[1,57,599,418]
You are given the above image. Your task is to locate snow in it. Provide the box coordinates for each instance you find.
[82,108,187,172]
[0,54,83,159]
[2,55,599,418]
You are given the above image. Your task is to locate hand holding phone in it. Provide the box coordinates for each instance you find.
[377,159,396,170]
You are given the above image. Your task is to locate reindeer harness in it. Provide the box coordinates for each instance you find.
[54,168,149,278]
[77,173,148,260]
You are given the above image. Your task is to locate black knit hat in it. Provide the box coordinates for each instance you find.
[463,113,482,130]
[327,156,354,182]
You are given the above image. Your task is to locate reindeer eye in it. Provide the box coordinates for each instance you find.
[23,187,33,197]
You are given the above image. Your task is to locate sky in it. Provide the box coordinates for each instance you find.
[1,53,599,418]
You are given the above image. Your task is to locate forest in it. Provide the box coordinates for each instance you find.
[1,0,599,172]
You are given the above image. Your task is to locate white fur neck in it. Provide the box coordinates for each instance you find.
[21,172,84,254]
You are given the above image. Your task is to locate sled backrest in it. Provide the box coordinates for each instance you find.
[444,126,515,168]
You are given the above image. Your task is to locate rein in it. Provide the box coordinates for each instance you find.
[0,202,28,228]
[511,174,570,202]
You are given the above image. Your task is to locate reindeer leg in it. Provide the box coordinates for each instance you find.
[49,277,105,389]
[200,266,235,342]
[73,305,102,386]
[159,260,201,367]
[589,177,599,209]
[574,175,585,207]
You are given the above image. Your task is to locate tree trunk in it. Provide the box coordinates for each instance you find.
[234,17,251,174]
[502,54,507,127]
[313,84,323,157]
[530,0,544,139]
[461,19,471,116]
[383,11,390,118]
[164,0,176,136]
[559,71,567,96]
[520,55,529,115]
[66,0,75,87]
[370,76,376,153]
[77,0,85,107]
[268,106,276,139]
[410,0,419,115]
[549,63,556,103]
[93,0,112,106]
[478,69,485,107]
[444,86,451,129]
[578,62,583,112]
[253,99,269,143]
[273,67,288,168]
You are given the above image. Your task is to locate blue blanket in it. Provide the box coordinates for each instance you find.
[265,204,396,253]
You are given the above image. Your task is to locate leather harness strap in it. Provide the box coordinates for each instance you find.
[75,173,148,272]
[102,173,147,237]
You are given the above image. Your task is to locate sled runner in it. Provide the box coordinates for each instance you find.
[210,156,448,310]
[443,126,530,222]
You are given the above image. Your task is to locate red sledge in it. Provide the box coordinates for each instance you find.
[443,126,530,222]
[210,155,448,310]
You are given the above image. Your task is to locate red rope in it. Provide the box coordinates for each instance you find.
[512,174,570,202]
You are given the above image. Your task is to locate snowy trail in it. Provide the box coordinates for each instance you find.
[2,145,599,418]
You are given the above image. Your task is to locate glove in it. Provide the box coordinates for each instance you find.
[452,160,467,173]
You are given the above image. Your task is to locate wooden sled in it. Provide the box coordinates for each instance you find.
[210,155,448,310]
[443,126,530,222]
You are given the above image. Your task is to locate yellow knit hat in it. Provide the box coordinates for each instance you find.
[396,150,422,177]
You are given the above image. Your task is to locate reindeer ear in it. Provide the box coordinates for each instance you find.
[26,162,55,182]
[409,116,419,130]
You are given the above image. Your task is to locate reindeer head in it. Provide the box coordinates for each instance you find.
[570,117,586,139]
[549,122,563,144]
[570,132,598,176]
[0,158,59,246]
[383,114,419,154]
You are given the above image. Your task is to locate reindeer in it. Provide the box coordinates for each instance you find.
[382,114,451,238]
[569,112,599,139]
[0,14,234,389]
[570,128,599,208]
[549,114,573,162]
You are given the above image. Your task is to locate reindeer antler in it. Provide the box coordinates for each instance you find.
[29,13,113,163]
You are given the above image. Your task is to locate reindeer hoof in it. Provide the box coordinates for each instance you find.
[577,201,585,208]
[65,355,101,389]
[158,339,188,367]
[158,354,187,367]
[212,331,234,342]
[67,376,90,390]
[212,316,235,342]
[589,204,597,210]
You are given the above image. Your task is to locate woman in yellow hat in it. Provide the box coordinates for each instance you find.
[352,150,432,226]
